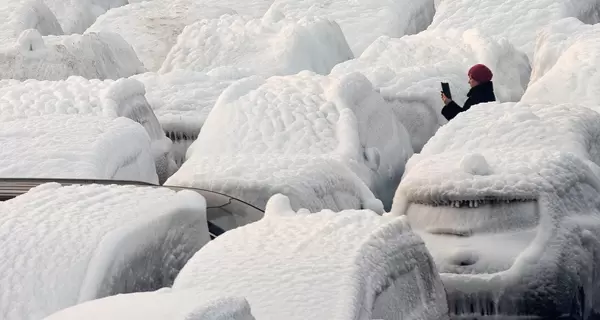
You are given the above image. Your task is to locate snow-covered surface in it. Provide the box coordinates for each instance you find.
[428,0,600,59]
[0,115,158,183]
[170,194,448,319]
[45,194,448,320]
[87,1,235,71]
[0,30,145,81]
[131,68,248,134]
[267,0,436,55]
[0,77,176,182]
[46,294,256,320]
[523,18,600,106]
[43,0,128,34]
[0,0,63,44]
[390,102,600,316]
[160,12,353,76]
[1,183,210,320]
[167,72,413,212]
[331,28,530,151]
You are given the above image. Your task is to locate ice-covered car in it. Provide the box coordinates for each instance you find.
[0,77,176,183]
[390,102,600,318]
[167,72,414,213]
[45,194,448,320]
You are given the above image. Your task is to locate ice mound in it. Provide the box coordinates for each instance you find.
[159,13,353,76]
[389,102,600,317]
[0,115,158,183]
[428,0,600,59]
[131,68,249,166]
[0,183,210,320]
[0,0,63,44]
[393,102,600,204]
[170,194,447,319]
[523,18,600,105]
[0,30,145,81]
[267,0,436,55]
[43,0,128,34]
[331,28,530,151]
[45,295,256,320]
[167,72,413,212]
[87,1,234,71]
[0,77,176,182]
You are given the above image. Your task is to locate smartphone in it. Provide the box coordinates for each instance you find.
[441,82,452,100]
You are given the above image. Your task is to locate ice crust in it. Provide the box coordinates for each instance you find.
[393,102,600,204]
[87,1,235,71]
[45,295,257,320]
[428,0,600,59]
[1,183,210,320]
[389,102,600,317]
[0,30,145,81]
[167,72,414,212]
[43,0,128,34]
[331,28,530,151]
[50,194,447,319]
[159,13,353,76]
[0,77,176,182]
[0,115,158,183]
[523,18,600,107]
[0,0,63,44]
[267,0,436,55]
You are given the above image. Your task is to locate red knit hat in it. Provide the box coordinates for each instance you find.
[468,64,493,83]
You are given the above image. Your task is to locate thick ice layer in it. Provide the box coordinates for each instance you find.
[0,0,63,44]
[523,18,600,105]
[167,72,413,211]
[0,30,145,81]
[43,0,128,34]
[170,194,447,319]
[331,28,530,151]
[131,68,248,134]
[0,182,210,320]
[45,294,256,320]
[0,115,158,183]
[393,102,600,204]
[389,103,600,317]
[428,0,600,59]
[159,13,353,76]
[132,68,249,166]
[0,77,176,182]
[267,0,435,55]
[87,1,234,71]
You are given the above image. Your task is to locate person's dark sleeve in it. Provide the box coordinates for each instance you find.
[441,101,462,121]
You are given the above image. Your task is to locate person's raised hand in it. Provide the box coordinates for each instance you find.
[441,92,451,105]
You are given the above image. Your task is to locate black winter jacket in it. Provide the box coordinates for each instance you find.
[441,81,496,121]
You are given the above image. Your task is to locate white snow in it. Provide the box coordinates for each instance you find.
[0,77,176,182]
[267,0,436,55]
[0,0,63,44]
[331,28,530,152]
[389,102,600,316]
[166,72,413,212]
[86,1,235,71]
[427,0,600,59]
[0,182,210,320]
[42,0,128,34]
[523,18,600,107]
[45,294,256,320]
[0,30,145,81]
[159,13,353,76]
[131,68,249,166]
[53,194,445,319]
[170,194,447,319]
[0,115,158,183]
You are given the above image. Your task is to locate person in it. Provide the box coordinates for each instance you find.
[441,64,496,121]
